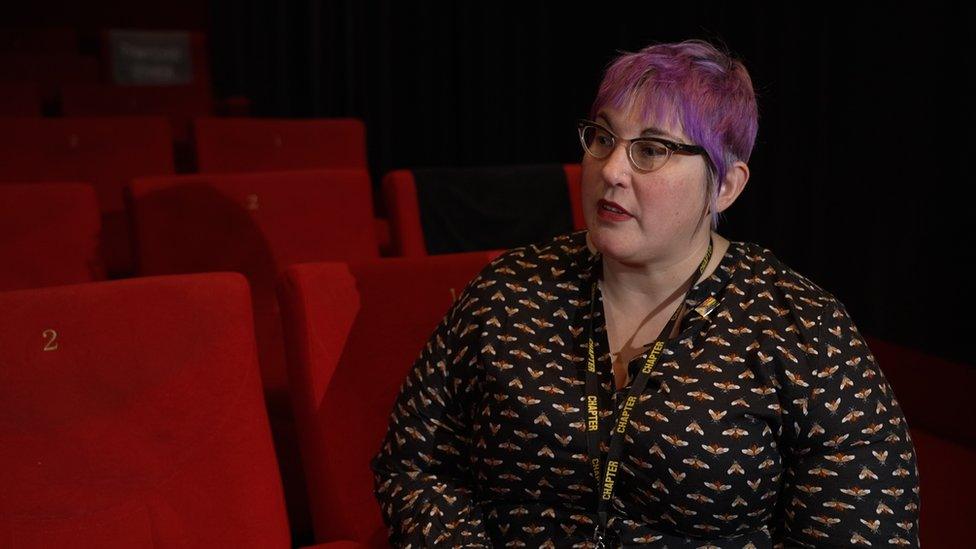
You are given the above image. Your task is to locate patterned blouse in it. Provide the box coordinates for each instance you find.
[371,230,920,548]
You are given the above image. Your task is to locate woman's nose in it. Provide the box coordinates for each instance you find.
[600,141,633,187]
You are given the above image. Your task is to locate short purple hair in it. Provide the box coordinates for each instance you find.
[590,40,758,230]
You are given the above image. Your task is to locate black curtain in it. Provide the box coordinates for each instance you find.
[210,0,975,365]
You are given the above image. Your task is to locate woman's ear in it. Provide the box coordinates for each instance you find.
[715,161,750,214]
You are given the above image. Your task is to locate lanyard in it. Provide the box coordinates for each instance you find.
[585,236,714,548]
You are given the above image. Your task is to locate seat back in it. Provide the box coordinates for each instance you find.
[908,428,975,548]
[277,252,498,544]
[0,182,102,290]
[0,116,175,275]
[194,117,368,173]
[0,273,290,548]
[866,335,976,446]
[61,83,213,143]
[129,168,379,392]
[130,169,380,536]
[382,163,580,256]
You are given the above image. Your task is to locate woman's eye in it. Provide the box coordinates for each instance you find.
[596,135,613,147]
[637,145,665,158]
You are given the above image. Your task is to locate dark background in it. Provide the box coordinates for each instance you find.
[9,1,974,365]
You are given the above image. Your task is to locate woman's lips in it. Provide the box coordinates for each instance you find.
[597,199,633,222]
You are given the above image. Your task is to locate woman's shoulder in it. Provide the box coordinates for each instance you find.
[477,230,594,285]
[726,239,844,323]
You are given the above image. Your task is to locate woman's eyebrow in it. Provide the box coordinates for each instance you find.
[640,127,674,139]
[595,113,677,140]
[595,113,615,131]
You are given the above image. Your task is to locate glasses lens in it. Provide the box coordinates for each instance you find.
[630,140,670,171]
[580,124,613,158]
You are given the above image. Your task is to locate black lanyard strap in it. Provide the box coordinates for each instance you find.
[584,236,714,547]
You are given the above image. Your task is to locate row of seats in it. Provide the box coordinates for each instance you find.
[0,166,582,541]
[2,172,580,395]
[2,258,971,548]
[0,254,494,547]
[1,110,582,543]
[0,116,367,274]
[0,115,582,271]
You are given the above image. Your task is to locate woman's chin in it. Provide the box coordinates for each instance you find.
[589,231,638,261]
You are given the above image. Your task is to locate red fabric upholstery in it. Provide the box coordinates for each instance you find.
[0,273,290,548]
[130,167,379,390]
[130,168,379,391]
[381,164,581,257]
[277,252,500,546]
[909,428,975,547]
[129,168,379,538]
[0,83,41,115]
[0,116,175,275]
[194,117,368,173]
[61,84,213,143]
[0,53,99,103]
[0,182,103,290]
[193,117,380,249]
[866,335,976,446]
[865,336,976,544]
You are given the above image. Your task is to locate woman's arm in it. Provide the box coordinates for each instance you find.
[776,302,920,547]
[370,274,493,548]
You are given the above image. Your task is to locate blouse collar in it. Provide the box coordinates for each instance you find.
[576,230,742,319]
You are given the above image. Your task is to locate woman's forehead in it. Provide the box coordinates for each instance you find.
[595,100,687,142]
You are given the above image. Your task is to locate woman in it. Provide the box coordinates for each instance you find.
[371,40,920,548]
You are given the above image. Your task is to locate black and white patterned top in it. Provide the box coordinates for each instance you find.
[371,230,920,548]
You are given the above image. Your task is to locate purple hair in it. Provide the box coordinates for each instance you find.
[589,40,758,230]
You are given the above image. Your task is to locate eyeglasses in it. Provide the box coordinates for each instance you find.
[576,119,707,173]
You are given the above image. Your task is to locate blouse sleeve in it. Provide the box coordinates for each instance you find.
[776,302,921,548]
[370,273,493,548]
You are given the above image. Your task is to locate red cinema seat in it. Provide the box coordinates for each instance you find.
[130,168,378,393]
[866,336,976,447]
[193,117,368,173]
[193,117,385,251]
[0,273,290,548]
[865,336,976,448]
[61,83,213,143]
[0,183,103,290]
[129,168,379,538]
[0,116,175,276]
[0,83,41,115]
[277,252,499,546]
[382,163,583,257]
[0,53,99,104]
[866,335,976,545]
[909,428,975,547]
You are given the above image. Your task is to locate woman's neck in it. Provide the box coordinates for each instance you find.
[588,230,729,317]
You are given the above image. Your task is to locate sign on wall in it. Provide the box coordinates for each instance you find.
[109,30,193,85]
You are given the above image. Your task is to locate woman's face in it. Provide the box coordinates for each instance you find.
[581,99,712,267]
